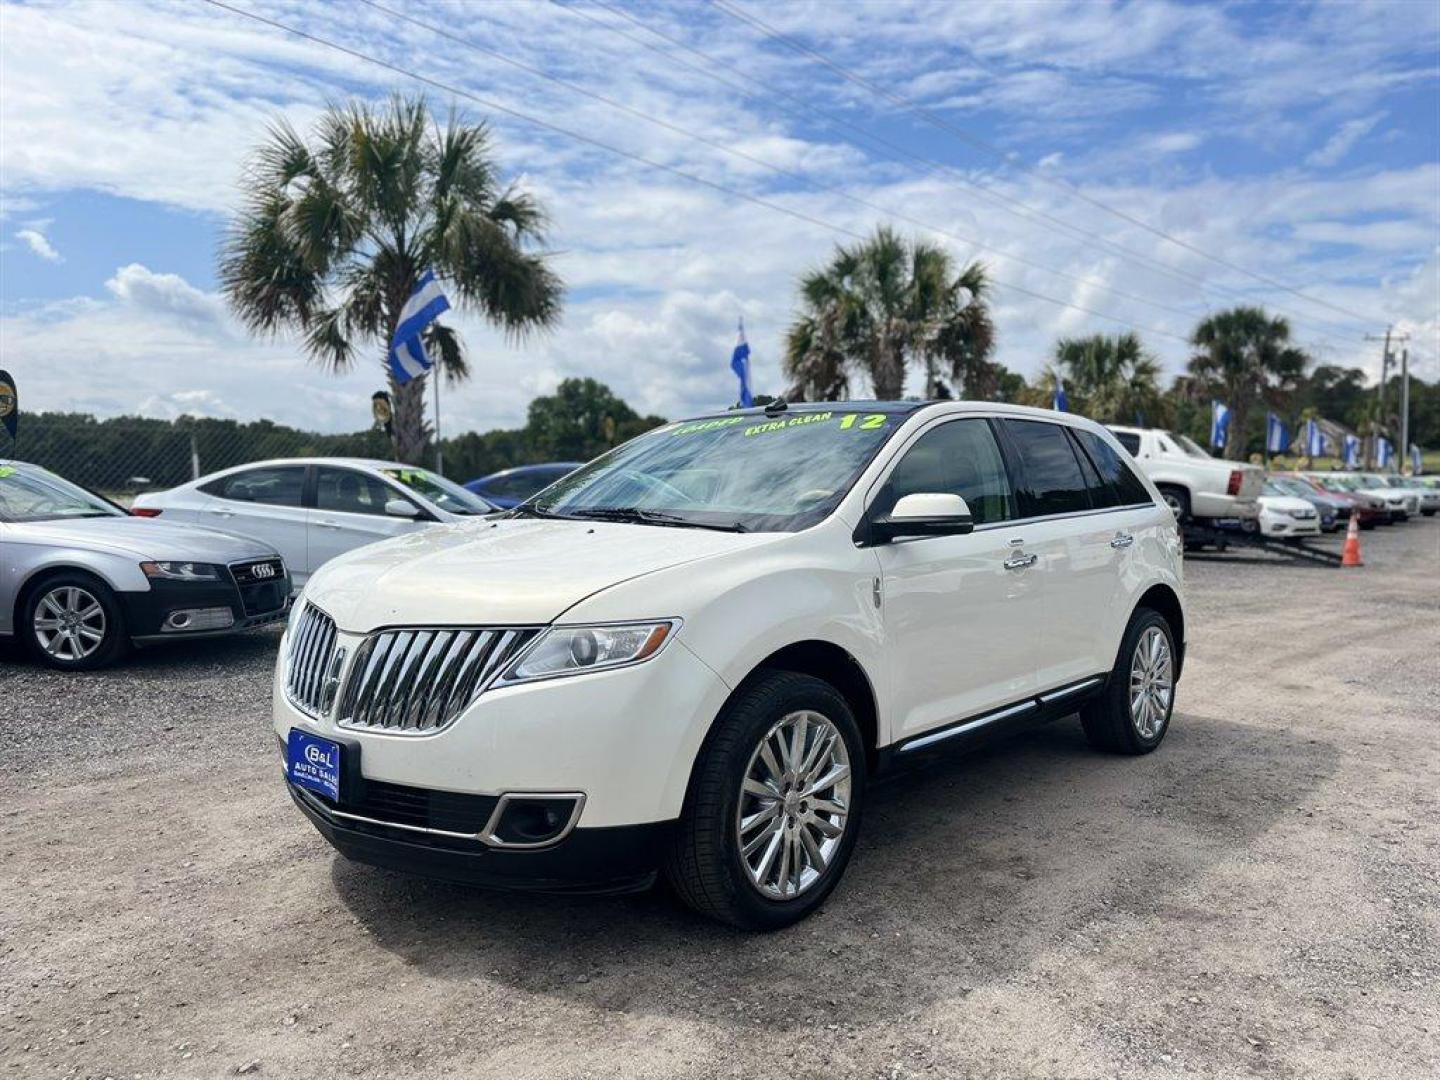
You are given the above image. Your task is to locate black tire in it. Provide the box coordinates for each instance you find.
[1157,485,1191,524]
[20,571,129,671]
[665,670,866,930]
[1080,608,1176,755]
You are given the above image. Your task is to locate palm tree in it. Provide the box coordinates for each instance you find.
[782,226,993,401]
[219,96,563,464]
[1052,332,1164,424]
[1189,307,1307,461]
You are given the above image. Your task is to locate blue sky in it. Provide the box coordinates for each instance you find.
[2,0,1437,434]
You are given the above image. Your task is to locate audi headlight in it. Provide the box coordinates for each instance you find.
[141,561,221,582]
[501,621,677,684]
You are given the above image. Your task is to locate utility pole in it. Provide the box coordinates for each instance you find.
[1363,327,1404,468]
[1399,346,1410,473]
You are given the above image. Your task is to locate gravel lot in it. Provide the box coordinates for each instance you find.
[2,522,1437,1079]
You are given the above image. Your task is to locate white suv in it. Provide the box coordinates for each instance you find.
[275,402,1186,928]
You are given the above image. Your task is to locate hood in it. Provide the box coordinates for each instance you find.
[1258,495,1314,513]
[303,517,776,631]
[9,516,280,562]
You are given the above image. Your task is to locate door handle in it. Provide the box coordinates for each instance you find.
[1003,553,1038,570]
[207,508,234,518]
[315,519,341,530]
[1110,533,1135,548]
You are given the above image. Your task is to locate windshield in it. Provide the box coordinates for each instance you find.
[1172,433,1213,459]
[524,408,908,532]
[381,467,494,516]
[0,465,126,522]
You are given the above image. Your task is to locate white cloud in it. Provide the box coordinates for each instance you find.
[15,227,60,262]
[1306,112,1386,168]
[104,263,227,328]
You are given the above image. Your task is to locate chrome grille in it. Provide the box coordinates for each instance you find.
[286,603,340,716]
[337,627,538,733]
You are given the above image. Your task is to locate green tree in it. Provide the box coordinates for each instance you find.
[782,226,994,400]
[1050,332,1164,424]
[523,378,666,461]
[219,95,563,464]
[1188,307,1307,460]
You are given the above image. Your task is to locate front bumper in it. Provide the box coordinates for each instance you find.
[273,629,732,829]
[124,567,290,642]
[288,779,672,893]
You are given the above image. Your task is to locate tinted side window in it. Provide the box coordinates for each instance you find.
[316,467,401,517]
[202,466,305,507]
[874,419,1014,525]
[1001,420,1091,517]
[1075,429,1153,507]
[1112,431,1142,456]
[1067,428,1118,508]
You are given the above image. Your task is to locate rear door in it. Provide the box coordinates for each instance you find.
[871,416,1043,740]
[198,465,309,581]
[995,419,1117,691]
[307,466,429,574]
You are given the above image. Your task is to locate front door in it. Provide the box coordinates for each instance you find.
[307,466,427,575]
[200,464,310,584]
[872,418,1042,742]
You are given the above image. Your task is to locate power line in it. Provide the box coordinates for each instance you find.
[197,0,1196,345]
[566,0,1367,351]
[360,0,1205,327]
[707,0,1381,330]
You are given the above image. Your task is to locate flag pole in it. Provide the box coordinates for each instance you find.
[433,369,443,475]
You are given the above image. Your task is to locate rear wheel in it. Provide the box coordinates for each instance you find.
[665,671,865,930]
[1080,609,1176,755]
[21,573,129,670]
[1157,485,1191,524]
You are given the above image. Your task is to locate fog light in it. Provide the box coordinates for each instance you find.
[483,794,584,848]
[162,607,235,632]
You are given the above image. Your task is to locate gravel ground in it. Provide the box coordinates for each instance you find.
[2,521,1437,1079]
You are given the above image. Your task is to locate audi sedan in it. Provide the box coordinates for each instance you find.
[0,461,289,669]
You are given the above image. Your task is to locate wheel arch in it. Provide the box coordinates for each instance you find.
[1134,583,1185,678]
[13,563,119,629]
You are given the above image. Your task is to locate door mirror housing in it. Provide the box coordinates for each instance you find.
[868,493,974,543]
[384,498,421,519]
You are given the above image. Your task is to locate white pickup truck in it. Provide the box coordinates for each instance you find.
[1107,425,1262,523]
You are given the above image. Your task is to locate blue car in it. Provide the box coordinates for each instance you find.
[464,462,583,508]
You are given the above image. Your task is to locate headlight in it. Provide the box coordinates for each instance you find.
[501,621,677,684]
[141,561,221,582]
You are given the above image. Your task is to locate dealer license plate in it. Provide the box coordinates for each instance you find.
[287,729,341,802]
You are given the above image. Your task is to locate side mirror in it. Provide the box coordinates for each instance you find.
[384,499,421,519]
[869,493,974,542]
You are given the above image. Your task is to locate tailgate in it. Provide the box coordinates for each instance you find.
[1236,469,1264,499]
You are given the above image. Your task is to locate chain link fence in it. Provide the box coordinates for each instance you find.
[6,414,392,501]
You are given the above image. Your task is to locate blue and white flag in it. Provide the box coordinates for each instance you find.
[1411,443,1424,475]
[388,270,451,385]
[1266,412,1289,454]
[1052,374,1068,413]
[1210,400,1230,450]
[730,319,753,408]
[1342,433,1361,468]
[1376,437,1394,468]
[1305,418,1326,458]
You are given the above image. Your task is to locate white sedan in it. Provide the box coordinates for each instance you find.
[132,458,496,587]
[1252,490,1322,538]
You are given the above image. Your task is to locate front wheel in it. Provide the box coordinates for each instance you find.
[665,671,866,930]
[21,573,129,670]
[1080,609,1176,755]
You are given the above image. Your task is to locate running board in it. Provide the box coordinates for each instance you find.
[894,675,1107,756]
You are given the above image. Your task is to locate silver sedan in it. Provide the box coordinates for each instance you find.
[1,461,290,669]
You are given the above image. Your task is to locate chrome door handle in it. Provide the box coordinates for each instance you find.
[1003,553,1038,570]
[207,509,234,518]
[1110,533,1135,548]
[315,519,341,530]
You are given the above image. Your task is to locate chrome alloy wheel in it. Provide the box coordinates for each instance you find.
[32,584,107,662]
[735,709,852,901]
[1129,625,1173,739]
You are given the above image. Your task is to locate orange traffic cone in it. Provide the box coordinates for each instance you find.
[1341,514,1363,567]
